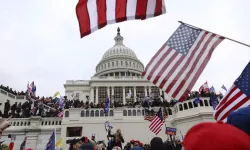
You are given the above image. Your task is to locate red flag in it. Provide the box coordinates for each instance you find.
[9,142,14,150]
[76,0,166,38]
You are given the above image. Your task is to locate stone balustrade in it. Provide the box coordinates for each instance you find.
[0,88,27,100]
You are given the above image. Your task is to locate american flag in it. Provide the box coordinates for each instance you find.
[199,81,209,93]
[76,0,166,38]
[149,107,165,135]
[214,62,250,122]
[144,110,167,122]
[57,111,63,118]
[30,107,37,115]
[142,23,224,102]
[20,137,27,150]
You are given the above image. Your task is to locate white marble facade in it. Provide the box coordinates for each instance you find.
[64,28,169,104]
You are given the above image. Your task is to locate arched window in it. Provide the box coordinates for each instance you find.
[184,103,188,110]
[109,110,114,116]
[81,111,85,117]
[128,110,132,116]
[193,101,198,107]
[95,110,99,117]
[200,100,204,107]
[100,110,104,116]
[65,111,69,117]
[133,110,136,116]
[179,104,183,111]
[86,110,90,117]
[91,110,94,117]
[188,102,193,109]
[112,62,114,67]
[204,100,209,106]
[137,110,141,116]
[123,110,127,116]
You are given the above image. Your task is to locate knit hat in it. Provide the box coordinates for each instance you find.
[227,106,250,136]
[183,121,250,150]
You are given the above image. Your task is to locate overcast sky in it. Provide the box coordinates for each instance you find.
[0,0,249,97]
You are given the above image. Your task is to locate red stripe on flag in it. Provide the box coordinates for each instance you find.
[159,32,209,89]
[76,0,91,38]
[220,95,249,121]
[135,0,148,19]
[116,0,127,22]
[142,42,168,76]
[178,37,225,101]
[166,33,215,95]
[216,86,237,111]
[214,90,243,120]
[167,34,216,94]
[147,48,173,81]
[97,0,107,29]
[154,0,162,16]
[153,51,184,84]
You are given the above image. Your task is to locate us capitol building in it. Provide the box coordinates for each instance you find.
[0,28,215,150]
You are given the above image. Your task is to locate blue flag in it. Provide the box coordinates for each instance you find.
[210,95,219,110]
[104,97,110,113]
[194,97,200,104]
[44,131,55,150]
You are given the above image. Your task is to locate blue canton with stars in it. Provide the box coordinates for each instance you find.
[166,24,202,55]
[234,61,250,98]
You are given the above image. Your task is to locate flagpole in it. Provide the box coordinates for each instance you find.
[55,128,57,150]
[178,21,250,48]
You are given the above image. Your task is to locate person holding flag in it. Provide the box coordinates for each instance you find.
[20,137,27,150]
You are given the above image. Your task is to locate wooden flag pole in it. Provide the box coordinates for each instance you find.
[178,21,250,48]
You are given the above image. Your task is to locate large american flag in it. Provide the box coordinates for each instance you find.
[214,62,250,122]
[142,24,224,102]
[76,0,166,38]
[149,107,165,135]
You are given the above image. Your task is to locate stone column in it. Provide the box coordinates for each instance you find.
[133,86,136,103]
[90,87,94,103]
[107,87,110,98]
[111,86,114,96]
[122,87,126,104]
[96,87,99,103]
[144,86,148,97]
[149,86,152,95]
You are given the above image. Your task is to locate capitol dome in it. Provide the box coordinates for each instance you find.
[94,28,144,77]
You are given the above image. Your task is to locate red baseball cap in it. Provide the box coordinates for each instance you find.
[183,121,250,150]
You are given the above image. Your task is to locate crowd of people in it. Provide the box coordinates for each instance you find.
[0,85,25,96]
[0,83,224,119]
[62,105,250,150]
[67,127,183,150]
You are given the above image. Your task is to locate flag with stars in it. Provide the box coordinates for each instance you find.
[142,23,224,102]
[214,61,250,122]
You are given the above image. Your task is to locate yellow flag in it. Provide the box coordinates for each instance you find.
[56,138,62,148]
[53,91,60,98]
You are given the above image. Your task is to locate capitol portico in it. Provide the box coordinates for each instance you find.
[64,28,168,103]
